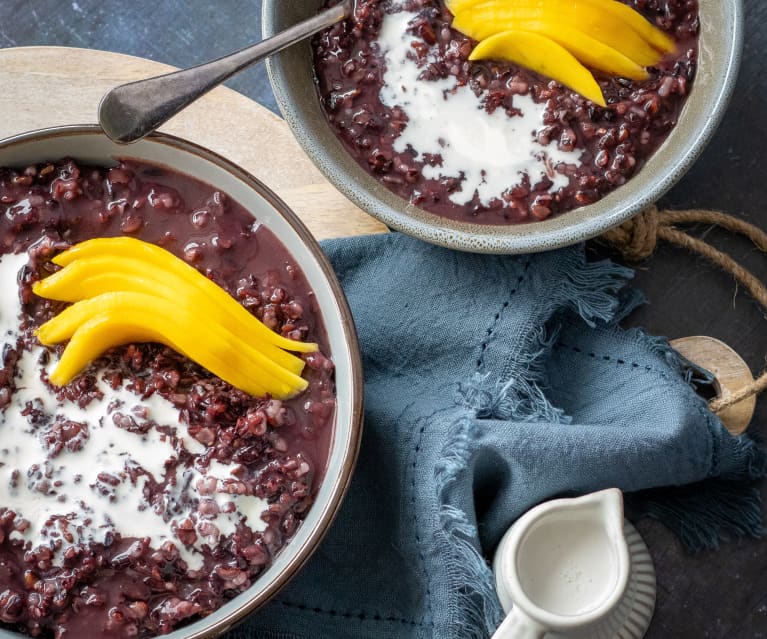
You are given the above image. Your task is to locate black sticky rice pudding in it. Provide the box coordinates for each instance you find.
[0,159,335,638]
[313,0,699,224]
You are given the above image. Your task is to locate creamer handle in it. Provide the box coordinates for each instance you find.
[491,608,546,639]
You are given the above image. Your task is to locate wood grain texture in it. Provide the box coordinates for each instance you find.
[0,46,388,241]
[670,336,757,435]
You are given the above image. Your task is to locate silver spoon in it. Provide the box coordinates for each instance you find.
[99,1,351,144]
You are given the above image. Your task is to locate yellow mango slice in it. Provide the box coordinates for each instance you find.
[37,292,308,399]
[445,0,544,16]
[448,0,674,53]
[49,316,271,398]
[33,257,306,376]
[469,30,606,106]
[51,237,317,354]
[452,5,661,67]
[579,0,674,52]
[470,19,648,79]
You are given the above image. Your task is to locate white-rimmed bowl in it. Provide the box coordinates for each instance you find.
[0,125,364,639]
[264,0,742,254]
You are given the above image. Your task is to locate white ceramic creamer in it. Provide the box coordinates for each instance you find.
[492,489,632,639]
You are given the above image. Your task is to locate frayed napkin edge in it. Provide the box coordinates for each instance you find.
[433,254,767,637]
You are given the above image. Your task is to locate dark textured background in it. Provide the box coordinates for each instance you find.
[1,1,766,637]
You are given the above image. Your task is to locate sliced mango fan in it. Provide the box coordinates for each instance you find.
[32,237,318,400]
[446,0,676,106]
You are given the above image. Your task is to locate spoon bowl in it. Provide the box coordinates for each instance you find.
[99,0,351,143]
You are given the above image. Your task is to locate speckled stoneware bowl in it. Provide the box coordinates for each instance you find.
[0,126,364,639]
[263,0,742,254]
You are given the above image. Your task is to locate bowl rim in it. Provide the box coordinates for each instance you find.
[0,124,365,639]
[263,0,743,254]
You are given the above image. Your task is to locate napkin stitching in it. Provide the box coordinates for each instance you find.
[272,599,423,626]
[476,299,510,369]
[555,342,674,381]
[411,412,435,627]
[476,262,530,370]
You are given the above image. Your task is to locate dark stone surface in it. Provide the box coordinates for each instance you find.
[1,1,766,637]
[0,0,278,113]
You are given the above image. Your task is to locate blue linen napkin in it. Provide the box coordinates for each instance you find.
[230,232,765,639]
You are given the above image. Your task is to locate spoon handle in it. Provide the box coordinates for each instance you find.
[99,2,350,143]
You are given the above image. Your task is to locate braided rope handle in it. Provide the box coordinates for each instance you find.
[601,207,767,414]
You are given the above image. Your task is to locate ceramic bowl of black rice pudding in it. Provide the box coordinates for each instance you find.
[0,126,363,639]
[264,0,742,253]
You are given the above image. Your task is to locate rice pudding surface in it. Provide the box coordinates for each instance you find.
[0,159,335,638]
[313,0,699,224]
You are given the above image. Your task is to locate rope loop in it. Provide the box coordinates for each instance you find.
[601,205,660,261]
[600,207,767,416]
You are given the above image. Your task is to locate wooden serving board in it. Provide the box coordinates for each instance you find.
[0,46,388,241]
[0,47,757,432]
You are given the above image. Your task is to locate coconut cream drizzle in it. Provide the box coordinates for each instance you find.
[0,252,268,570]
[376,9,583,207]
